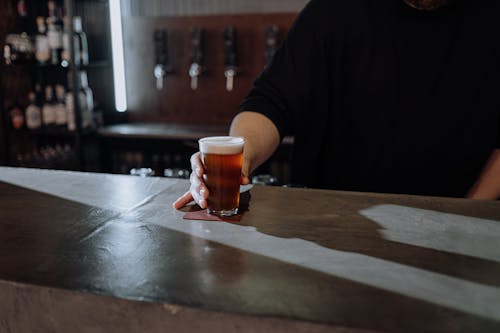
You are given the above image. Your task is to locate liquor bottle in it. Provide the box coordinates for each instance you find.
[3,44,13,65]
[9,101,25,130]
[54,84,67,127]
[16,0,33,34]
[73,16,89,66]
[79,70,94,128]
[35,16,50,64]
[65,71,76,131]
[42,85,56,126]
[47,1,62,65]
[25,91,42,130]
[17,0,28,17]
[61,16,70,67]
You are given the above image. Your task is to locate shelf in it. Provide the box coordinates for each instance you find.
[98,123,229,141]
[11,127,95,138]
[1,61,110,71]
[98,123,295,144]
[1,0,108,173]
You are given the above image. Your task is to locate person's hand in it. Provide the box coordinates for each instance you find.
[172,152,251,210]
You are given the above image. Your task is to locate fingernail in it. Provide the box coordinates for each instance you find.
[200,188,206,197]
[196,167,202,177]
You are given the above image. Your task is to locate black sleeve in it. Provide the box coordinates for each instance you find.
[239,0,327,139]
[497,119,500,148]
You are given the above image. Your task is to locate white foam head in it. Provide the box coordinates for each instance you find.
[199,136,245,155]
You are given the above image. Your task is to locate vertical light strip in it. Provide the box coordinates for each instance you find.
[109,0,127,112]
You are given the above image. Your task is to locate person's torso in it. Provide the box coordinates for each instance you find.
[294,0,500,197]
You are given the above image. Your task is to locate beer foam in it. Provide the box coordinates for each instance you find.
[199,136,244,155]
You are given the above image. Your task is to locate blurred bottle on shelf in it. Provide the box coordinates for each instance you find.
[61,15,71,67]
[42,85,56,127]
[9,101,25,130]
[73,16,89,66]
[3,44,12,65]
[25,91,42,130]
[64,70,77,131]
[65,90,76,131]
[54,84,67,127]
[60,16,89,68]
[130,168,154,177]
[17,0,28,17]
[35,16,50,64]
[15,144,76,169]
[79,70,94,128]
[46,0,63,65]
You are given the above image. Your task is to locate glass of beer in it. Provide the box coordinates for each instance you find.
[198,136,245,217]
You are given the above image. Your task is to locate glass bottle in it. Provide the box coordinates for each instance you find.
[73,16,89,66]
[54,84,67,127]
[79,70,93,128]
[42,85,56,126]
[25,91,42,130]
[35,16,50,64]
[66,71,76,131]
[46,1,62,65]
[9,101,25,130]
[61,16,71,67]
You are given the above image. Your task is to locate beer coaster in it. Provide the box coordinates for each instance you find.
[183,209,242,223]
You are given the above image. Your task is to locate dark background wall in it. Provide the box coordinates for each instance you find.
[121,0,306,125]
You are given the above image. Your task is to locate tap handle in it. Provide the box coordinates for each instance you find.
[264,25,279,67]
[154,29,169,67]
[223,26,237,69]
[190,27,204,65]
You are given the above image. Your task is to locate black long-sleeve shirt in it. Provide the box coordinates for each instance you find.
[240,0,500,197]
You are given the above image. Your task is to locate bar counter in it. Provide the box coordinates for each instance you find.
[97,123,295,144]
[1,167,499,332]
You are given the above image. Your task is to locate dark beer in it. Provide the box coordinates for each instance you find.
[199,137,244,216]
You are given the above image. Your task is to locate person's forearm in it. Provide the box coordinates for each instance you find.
[229,111,281,175]
[467,149,500,200]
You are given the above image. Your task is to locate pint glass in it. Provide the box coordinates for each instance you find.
[198,136,245,216]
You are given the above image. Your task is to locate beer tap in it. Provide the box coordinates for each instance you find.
[264,25,279,68]
[223,26,238,92]
[188,27,205,91]
[153,29,172,91]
